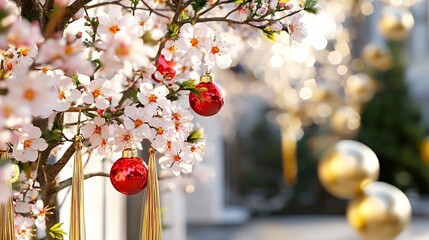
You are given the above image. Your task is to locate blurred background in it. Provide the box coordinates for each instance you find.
[59,0,429,239]
[181,0,429,239]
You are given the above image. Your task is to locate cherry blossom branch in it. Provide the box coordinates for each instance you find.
[54,170,176,193]
[45,5,66,37]
[86,0,122,9]
[223,1,247,19]
[196,0,236,18]
[66,107,97,112]
[58,0,93,31]
[140,0,171,20]
[49,141,76,176]
[195,17,260,28]
[12,0,44,24]
[55,172,110,193]
[153,0,194,62]
[37,142,61,186]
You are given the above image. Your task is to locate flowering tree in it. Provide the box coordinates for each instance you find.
[0,0,318,238]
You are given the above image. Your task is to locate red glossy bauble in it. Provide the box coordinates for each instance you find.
[152,55,176,82]
[110,152,148,195]
[189,81,224,116]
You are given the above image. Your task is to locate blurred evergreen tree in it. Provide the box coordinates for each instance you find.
[358,41,429,193]
[239,108,283,198]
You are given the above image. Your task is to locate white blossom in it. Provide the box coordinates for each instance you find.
[54,76,81,112]
[113,125,143,152]
[176,23,212,64]
[82,78,116,110]
[81,117,112,148]
[137,82,171,115]
[13,125,48,162]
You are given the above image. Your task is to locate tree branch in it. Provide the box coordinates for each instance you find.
[196,0,236,18]
[56,0,93,31]
[141,0,171,20]
[49,142,76,176]
[55,171,110,192]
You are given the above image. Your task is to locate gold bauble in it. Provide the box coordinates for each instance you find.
[419,138,429,165]
[362,44,392,71]
[378,6,414,41]
[330,107,361,137]
[9,164,19,183]
[318,140,379,199]
[347,182,412,240]
[345,74,376,103]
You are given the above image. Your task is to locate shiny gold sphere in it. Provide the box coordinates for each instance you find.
[318,140,379,199]
[378,6,414,41]
[347,182,412,240]
[362,44,392,71]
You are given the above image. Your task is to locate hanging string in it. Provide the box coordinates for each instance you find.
[142,148,162,240]
[0,149,15,240]
[69,110,86,240]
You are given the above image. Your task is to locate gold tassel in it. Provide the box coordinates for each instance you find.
[0,150,15,240]
[282,130,298,186]
[142,148,162,240]
[69,136,86,240]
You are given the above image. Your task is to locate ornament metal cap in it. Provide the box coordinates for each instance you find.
[200,65,213,83]
[122,148,137,158]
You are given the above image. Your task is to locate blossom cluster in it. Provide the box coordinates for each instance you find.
[0,0,316,237]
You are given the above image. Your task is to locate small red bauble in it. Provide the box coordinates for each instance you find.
[189,73,224,117]
[152,55,176,82]
[110,148,148,195]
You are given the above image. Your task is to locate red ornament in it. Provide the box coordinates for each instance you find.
[189,72,224,116]
[152,55,176,82]
[110,148,148,195]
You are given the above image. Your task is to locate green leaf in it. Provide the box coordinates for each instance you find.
[126,87,139,102]
[262,27,277,41]
[189,88,203,101]
[191,0,209,13]
[167,23,180,39]
[303,0,319,14]
[178,79,197,89]
[49,222,67,240]
[42,130,63,145]
[187,128,204,143]
[83,111,98,119]
[91,59,103,72]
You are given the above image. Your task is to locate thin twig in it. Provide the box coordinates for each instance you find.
[66,107,97,112]
[55,172,110,193]
[141,0,171,20]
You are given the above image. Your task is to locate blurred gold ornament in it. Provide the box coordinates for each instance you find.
[378,6,414,41]
[362,44,392,71]
[281,129,297,186]
[347,182,411,240]
[330,107,361,137]
[345,74,376,103]
[0,150,15,240]
[9,164,20,183]
[69,136,86,240]
[419,138,429,165]
[318,140,379,198]
[142,148,162,240]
